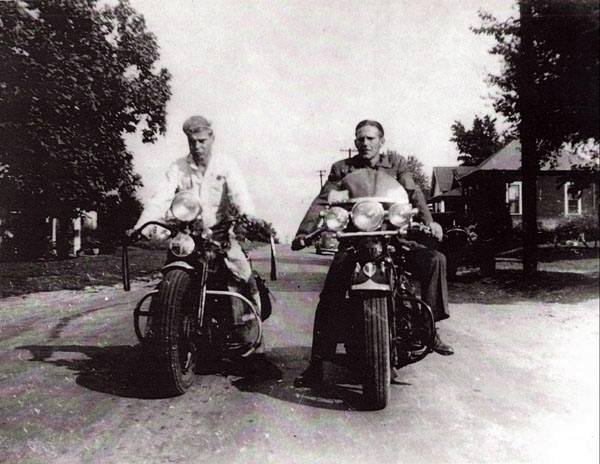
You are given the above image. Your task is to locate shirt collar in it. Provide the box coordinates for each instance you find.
[352,153,392,169]
[186,153,206,172]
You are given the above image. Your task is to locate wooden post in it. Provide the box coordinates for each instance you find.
[519,0,538,275]
[270,234,277,281]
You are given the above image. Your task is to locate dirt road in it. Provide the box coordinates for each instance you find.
[1,245,598,464]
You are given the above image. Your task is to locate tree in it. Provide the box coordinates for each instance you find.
[96,187,144,252]
[385,150,430,194]
[450,114,504,166]
[473,0,599,274]
[0,0,171,258]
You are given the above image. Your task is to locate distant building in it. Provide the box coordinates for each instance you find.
[430,140,598,229]
[459,140,598,228]
[429,166,475,214]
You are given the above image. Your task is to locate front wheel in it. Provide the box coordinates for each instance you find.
[151,269,197,396]
[362,295,391,410]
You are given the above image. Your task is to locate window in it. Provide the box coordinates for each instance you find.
[564,182,582,215]
[506,181,522,215]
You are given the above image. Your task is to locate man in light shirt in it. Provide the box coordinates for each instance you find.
[133,115,278,378]
[133,115,256,284]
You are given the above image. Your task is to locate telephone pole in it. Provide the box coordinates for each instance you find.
[340,148,357,159]
[317,169,327,188]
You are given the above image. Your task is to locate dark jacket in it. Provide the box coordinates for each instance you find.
[295,153,433,237]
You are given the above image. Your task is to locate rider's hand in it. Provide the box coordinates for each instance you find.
[429,222,444,241]
[149,226,170,241]
[291,235,307,251]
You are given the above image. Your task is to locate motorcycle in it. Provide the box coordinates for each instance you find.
[121,191,267,397]
[442,224,498,279]
[297,170,436,410]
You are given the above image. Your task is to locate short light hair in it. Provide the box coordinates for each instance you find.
[182,115,213,136]
[355,120,384,137]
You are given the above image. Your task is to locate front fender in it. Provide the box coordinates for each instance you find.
[161,261,195,272]
[351,260,392,291]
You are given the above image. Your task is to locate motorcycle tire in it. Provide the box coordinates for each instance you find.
[150,269,197,396]
[362,295,391,410]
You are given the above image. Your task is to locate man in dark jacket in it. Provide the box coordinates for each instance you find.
[292,120,453,387]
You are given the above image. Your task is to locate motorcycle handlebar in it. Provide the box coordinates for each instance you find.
[293,227,325,251]
[121,218,244,291]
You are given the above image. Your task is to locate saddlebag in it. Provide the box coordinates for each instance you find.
[254,271,273,321]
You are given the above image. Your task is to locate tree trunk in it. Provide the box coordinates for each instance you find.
[519,0,538,275]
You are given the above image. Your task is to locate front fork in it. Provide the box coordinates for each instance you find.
[350,256,398,366]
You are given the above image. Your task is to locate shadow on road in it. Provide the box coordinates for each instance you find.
[267,272,326,293]
[448,269,599,304]
[16,344,167,399]
[15,344,410,409]
[226,346,379,411]
[251,254,332,267]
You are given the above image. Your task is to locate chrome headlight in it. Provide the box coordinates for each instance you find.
[352,200,385,231]
[169,232,195,257]
[388,202,412,228]
[170,191,202,222]
[323,206,350,231]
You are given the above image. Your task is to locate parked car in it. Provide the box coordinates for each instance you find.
[315,231,339,254]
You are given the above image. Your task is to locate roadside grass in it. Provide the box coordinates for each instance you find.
[1,243,597,303]
[0,241,269,299]
[450,247,599,304]
[449,269,599,304]
[499,245,599,270]
[0,248,165,298]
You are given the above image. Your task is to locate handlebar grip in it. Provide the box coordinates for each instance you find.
[304,227,325,243]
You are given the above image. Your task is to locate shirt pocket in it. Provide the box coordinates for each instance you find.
[208,175,227,207]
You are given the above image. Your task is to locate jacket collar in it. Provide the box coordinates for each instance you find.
[351,153,393,169]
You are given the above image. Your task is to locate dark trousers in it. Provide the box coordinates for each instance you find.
[311,244,449,361]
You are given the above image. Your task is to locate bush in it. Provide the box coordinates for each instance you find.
[513,215,600,244]
[554,215,599,242]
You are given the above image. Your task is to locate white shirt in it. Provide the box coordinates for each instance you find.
[134,153,256,230]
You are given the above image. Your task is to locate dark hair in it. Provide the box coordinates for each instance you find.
[355,120,384,137]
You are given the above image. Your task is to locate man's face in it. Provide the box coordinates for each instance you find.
[187,130,215,164]
[354,125,384,164]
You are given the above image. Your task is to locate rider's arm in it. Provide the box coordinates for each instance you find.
[225,156,257,218]
[399,171,434,225]
[133,163,180,232]
[294,162,345,238]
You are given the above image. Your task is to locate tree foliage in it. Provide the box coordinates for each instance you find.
[385,150,430,194]
[0,0,171,222]
[473,1,599,159]
[450,114,504,166]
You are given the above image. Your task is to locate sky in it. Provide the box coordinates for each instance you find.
[125,0,516,242]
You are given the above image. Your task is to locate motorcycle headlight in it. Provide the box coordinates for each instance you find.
[388,202,412,228]
[352,201,384,231]
[323,206,350,231]
[170,191,202,222]
[169,232,195,257]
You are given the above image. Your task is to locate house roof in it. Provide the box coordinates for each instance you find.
[431,165,476,195]
[429,186,462,202]
[431,167,455,193]
[460,140,597,179]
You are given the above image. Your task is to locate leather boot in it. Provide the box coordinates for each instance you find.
[294,360,323,387]
[432,332,454,356]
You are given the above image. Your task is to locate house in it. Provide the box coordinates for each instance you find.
[0,208,97,261]
[458,140,598,229]
[429,166,475,214]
